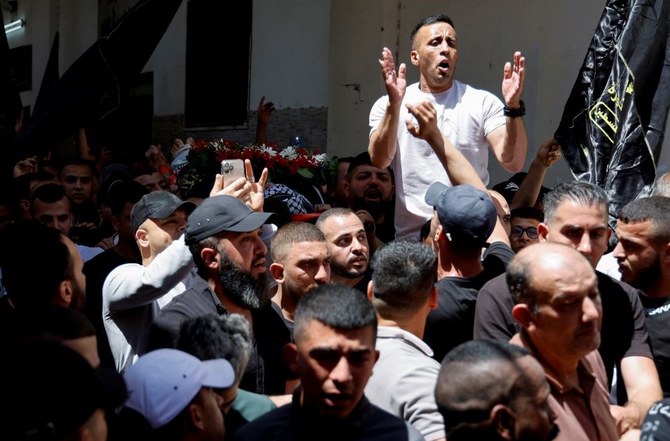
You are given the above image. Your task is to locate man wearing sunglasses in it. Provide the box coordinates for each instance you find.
[509,207,543,253]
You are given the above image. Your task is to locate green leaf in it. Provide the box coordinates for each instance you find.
[298,168,314,179]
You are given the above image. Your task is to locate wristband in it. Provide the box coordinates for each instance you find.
[504,100,525,118]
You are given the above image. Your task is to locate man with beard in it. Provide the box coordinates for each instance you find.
[613,196,670,397]
[436,340,558,441]
[509,242,619,441]
[0,220,87,346]
[269,221,331,331]
[315,207,371,292]
[148,195,295,397]
[344,152,395,243]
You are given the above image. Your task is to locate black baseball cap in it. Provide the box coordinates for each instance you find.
[130,191,196,232]
[186,195,274,244]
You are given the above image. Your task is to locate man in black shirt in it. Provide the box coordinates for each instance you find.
[423,182,513,361]
[233,284,424,441]
[612,196,670,398]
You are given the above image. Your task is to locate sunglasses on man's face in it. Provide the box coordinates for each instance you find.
[510,226,539,239]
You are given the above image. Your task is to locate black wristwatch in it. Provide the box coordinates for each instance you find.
[504,100,525,118]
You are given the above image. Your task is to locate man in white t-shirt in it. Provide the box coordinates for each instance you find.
[369,13,528,240]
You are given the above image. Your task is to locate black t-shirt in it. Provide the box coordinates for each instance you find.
[424,242,514,361]
[473,270,652,387]
[233,392,423,441]
[639,294,670,397]
[149,275,294,395]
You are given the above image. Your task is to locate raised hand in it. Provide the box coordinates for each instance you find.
[502,51,525,108]
[536,138,562,168]
[379,47,407,105]
[209,159,268,212]
[245,159,269,212]
[405,101,442,147]
[13,156,39,177]
[257,96,275,128]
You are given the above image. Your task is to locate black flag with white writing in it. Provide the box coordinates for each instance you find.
[554,0,670,228]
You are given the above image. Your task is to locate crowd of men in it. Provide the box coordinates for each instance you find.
[2,12,670,441]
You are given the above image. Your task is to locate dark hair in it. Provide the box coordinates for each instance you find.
[371,241,436,316]
[271,221,326,262]
[420,218,433,242]
[130,161,161,180]
[59,156,97,176]
[315,207,355,229]
[619,196,670,244]
[0,221,73,309]
[543,181,608,225]
[17,306,96,343]
[293,284,377,342]
[506,249,536,312]
[107,180,149,217]
[436,339,533,440]
[510,206,543,222]
[30,182,68,206]
[346,151,392,180]
[410,14,455,46]
[11,171,58,201]
[189,235,220,274]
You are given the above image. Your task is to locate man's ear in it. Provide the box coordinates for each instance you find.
[428,285,438,310]
[491,404,515,440]
[434,223,446,244]
[537,223,549,243]
[663,242,670,266]
[512,304,533,329]
[366,281,374,302]
[109,214,121,233]
[283,343,299,375]
[19,199,30,213]
[187,400,206,431]
[410,49,420,66]
[270,262,285,283]
[135,228,148,247]
[58,280,73,308]
[200,247,219,270]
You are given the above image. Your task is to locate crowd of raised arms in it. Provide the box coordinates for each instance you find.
[3,12,670,441]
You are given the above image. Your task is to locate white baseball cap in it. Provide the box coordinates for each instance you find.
[123,348,234,429]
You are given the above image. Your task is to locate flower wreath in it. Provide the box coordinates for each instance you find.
[176,139,338,202]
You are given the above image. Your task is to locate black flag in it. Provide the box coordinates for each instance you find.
[7,0,183,162]
[554,0,670,228]
[33,32,60,115]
